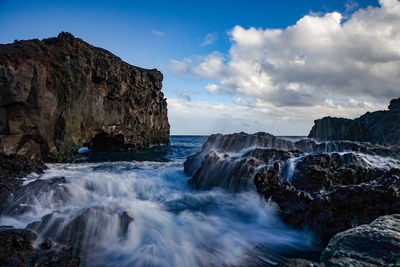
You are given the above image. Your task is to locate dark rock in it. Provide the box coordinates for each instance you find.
[0,152,46,206]
[320,214,400,266]
[184,132,296,177]
[0,227,80,266]
[0,32,170,162]
[27,206,134,256]
[308,97,400,146]
[254,168,400,245]
[291,152,385,191]
[187,148,302,191]
[277,258,318,267]
[2,176,69,216]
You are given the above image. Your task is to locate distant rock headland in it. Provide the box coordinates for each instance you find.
[308,98,400,145]
[0,32,170,162]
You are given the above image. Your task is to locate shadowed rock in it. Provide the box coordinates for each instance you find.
[254,167,400,245]
[0,152,46,206]
[0,227,80,266]
[320,214,400,266]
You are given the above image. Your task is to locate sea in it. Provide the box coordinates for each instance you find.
[0,136,317,266]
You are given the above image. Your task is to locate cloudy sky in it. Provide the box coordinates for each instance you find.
[1,0,399,135]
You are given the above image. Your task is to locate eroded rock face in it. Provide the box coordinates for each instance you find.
[320,214,400,266]
[308,97,400,146]
[0,32,170,162]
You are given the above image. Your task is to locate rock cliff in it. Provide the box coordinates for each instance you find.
[308,98,400,145]
[0,32,170,161]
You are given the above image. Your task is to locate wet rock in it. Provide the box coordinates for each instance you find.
[2,176,69,216]
[0,152,46,206]
[187,148,302,191]
[308,97,400,146]
[184,132,296,177]
[291,153,385,191]
[27,206,134,256]
[0,32,170,162]
[254,168,400,245]
[320,214,400,266]
[0,227,80,266]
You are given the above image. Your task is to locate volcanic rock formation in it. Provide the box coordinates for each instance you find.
[0,32,170,162]
[308,97,400,145]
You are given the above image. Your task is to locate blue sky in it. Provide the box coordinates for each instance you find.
[1,0,398,135]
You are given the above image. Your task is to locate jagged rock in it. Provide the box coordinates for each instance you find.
[320,214,400,266]
[277,258,318,267]
[0,152,46,205]
[254,168,400,245]
[0,227,80,266]
[291,153,385,191]
[308,97,400,145]
[0,32,170,162]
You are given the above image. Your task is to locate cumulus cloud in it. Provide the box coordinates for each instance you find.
[200,33,218,46]
[171,0,400,110]
[167,97,384,135]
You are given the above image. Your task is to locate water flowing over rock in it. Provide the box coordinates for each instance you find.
[184,132,296,177]
[0,32,170,162]
[0,152,46,205]
[308,97,400,146]
[27,206,134,256]
[0,227,80,266]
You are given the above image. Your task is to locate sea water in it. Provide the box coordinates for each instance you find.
[0,136,315,266]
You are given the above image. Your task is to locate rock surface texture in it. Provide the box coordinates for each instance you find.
[0,32,170,162]
[320,214,400,266]
[308,97,400,145]
[0,152,46,205]
[0,227,80,266]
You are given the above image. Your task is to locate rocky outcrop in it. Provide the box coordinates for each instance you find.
[0,32,170,162]
[254,167,400,245]
[308,97,400,145]
[0,227,80,266]
[0,152,46,205]
[184,132,296,177]
[321,214,400,266]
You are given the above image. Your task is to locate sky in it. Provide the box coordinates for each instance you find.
[1,0,399,135]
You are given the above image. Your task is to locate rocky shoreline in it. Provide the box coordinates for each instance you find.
[183,99,400,266]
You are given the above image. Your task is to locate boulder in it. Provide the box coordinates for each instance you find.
[320,214,400,266]
[0,32,170,162]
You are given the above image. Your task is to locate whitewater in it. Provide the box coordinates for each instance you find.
[0,136,317,266]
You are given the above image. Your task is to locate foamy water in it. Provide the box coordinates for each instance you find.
[0,136,315,266]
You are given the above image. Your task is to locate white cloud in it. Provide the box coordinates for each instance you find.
[151,30,165,37]
[167,97,385,135]
[200,33,218,46]
[205,84,220,93]
[171,1,400,110]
